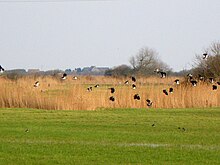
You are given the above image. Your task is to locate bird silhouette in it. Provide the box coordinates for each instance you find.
[163,89,168,95]
[134,94,140,100]
[109,96,115,102]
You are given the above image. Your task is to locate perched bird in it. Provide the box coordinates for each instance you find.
[146,99,153,107]
[109,87,115,94]
[132,84,136,89]
[160,71,166,78]
[163,89,168,96]
[94,84,99,88]
[34,81,40,88]
[169,87,174,93]
[73,76,78,80]
[174,79,180,85]
[0,65,4,73]
[61,73,67,80]
[109,96,115,102]
[87,86,93,92]
[134,94,140,100]
[213,85,217,90]
[209,78,214,84]
[124,80,129,85]
[190,80,197,87]
[202,53,208,59]
[131,76,136,82]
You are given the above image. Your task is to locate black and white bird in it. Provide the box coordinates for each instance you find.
[154,68,160,73]
[134,94,140,100]
[174,79,180,85]
[124,80,129,85]
[163,89,168,96]
[209,78,214,84]
[198,74,204,81]
[213,85,217,90]
[187,73,193,80]
[34,81,40,88]
[109,96,115,102]
[169,87,174,93]
[0,65,4,73]
[160,71,166,78]
[61,73,67,80]
[87,86,93,92]
[73,76,78,80]
[109,87,115,94]
[202,53,208,59]
[190,80,197,87]
[146,99,153,107]
[131,76,136,82]
[132,84,136,89]
[94,84,100,88]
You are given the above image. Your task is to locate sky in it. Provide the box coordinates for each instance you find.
[0,0,220,71]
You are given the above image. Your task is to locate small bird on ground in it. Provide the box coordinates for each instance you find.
[198,74,204,81]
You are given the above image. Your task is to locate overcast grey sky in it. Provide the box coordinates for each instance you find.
[0,0,220,71]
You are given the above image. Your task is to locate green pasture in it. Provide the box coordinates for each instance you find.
[0,108,220,164]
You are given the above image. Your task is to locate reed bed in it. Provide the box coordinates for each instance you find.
[0,76,219,110]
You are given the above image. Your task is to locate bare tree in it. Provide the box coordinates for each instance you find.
[193,41,220,78]
[129,47,170,76]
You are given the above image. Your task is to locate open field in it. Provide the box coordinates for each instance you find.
[0,107,220,164]
[0,76,220,110]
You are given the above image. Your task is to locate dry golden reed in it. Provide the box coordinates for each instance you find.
[0,76,219,110]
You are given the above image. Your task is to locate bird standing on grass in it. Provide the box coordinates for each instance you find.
[174,79,180,85]
[163,89,168,96]
[109,96,115,102]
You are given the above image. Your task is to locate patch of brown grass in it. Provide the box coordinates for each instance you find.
[0,76,219,110]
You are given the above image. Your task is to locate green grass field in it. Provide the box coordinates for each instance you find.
[0,108,220,164]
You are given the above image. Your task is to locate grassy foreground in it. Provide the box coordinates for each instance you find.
[0,108,220,164]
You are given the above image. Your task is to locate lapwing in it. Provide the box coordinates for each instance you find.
[34,81,40,88]
[190,80,197,87]
[109,96,115,102]
[174,79,180,85]
[146,99,153,107]
[134,94,140,100]
[163,89,168,95]
[61,73,67,80]
[109,87,115,94]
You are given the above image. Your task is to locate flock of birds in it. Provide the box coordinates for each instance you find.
[0,53,219,109]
